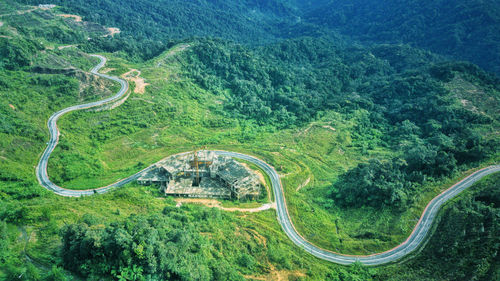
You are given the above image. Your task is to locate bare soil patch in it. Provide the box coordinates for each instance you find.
[321,125,336,131]
[58,14,82,22]
[447,75,498,117]
[104,27,120,37]
[240,163,266,186]
[121,69,149,94]
[76,71,114,100]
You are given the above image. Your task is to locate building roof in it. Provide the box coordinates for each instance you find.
[138,151,261,198]
[218,159,252,184]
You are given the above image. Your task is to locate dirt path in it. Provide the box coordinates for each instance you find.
[58,44,77,50]
[298,121,336,136]
[121,69,149,94]
[18,226,50,271]
[296,176,311,192]
[245,228,267,247]
[156,44,191,67]
[58,14,82,22]
[175,198,276,213]
[244,269,306,281]
[165,44,190,58]
[131,97,154,104]
[321,125,336,132]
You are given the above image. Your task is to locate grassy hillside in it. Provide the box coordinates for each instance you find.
[1,1,499,280]
[0,3,120,200]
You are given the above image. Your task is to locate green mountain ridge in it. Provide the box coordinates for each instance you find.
[303,0,500,74]
[19,0,500,75]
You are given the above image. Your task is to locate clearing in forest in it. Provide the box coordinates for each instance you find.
[58,14,82,22]
[121,69,149,94]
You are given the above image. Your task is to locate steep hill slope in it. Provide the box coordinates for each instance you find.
[19,0,301,59]
[378,173,500,281]
[0,3,119,199]
[304,0,500,74]
[19,0,500,75]
[1,1,500,280]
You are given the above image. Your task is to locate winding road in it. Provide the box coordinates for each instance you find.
[36,55,500,265]
[36,55,153,196]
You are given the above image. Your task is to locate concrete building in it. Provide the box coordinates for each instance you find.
[137,151,261,200]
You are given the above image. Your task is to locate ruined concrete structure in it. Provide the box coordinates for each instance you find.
[137,151,261,200]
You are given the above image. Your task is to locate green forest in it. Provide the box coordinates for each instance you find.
[303,0,500,74]
[19,0,500,75]
[1,0,499,280]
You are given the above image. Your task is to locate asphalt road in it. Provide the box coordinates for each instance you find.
[36,54,152,196]
[36,56,500,265]
[217,151,500,265]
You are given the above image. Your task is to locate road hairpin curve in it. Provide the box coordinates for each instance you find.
[36,55,500,265]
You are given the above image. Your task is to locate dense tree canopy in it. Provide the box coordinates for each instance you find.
[331,159,413,209]
[1,1,499,279]
[61,208,244,280]
[20,0,500,74]
[304,0,500,74]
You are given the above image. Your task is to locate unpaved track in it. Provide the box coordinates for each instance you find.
[57,14,82,22]
[36,56,500,265]
[121,69,149,94]
[175,198,275,212]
